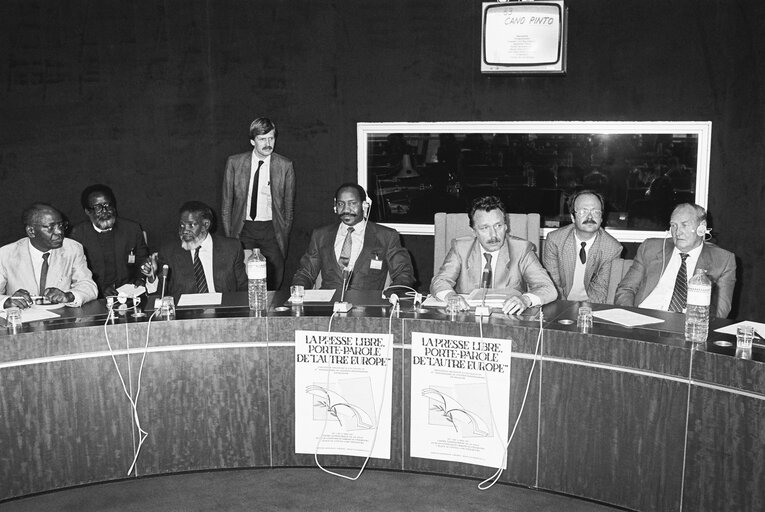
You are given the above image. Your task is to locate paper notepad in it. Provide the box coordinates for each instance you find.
[1,308,60,323]
[301,290,335,303]
[592,309,665,327]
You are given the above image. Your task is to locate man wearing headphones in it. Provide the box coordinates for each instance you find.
[615,203,736,317]
[291,183,414,292]
[543,190,623,303]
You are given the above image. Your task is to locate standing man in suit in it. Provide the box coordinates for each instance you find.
[543,190,623,303]
[142,201,247,296]
[221,117,295,290]
[0,203,97,309]
[431,195,557,315]
[292,183,414,292]
[70,184,149,298]
[615,203,736,317]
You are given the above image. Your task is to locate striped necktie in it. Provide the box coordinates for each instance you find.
[338,227,354,268]
[482,253,493,288]
[668,253,689,312]
[193,247,209,293]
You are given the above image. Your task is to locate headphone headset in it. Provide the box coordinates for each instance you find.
[333,198,373,219]
[696,221,707,237]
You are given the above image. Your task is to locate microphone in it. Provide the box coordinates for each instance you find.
[475,268,491,317]
[334,268,353,313]
[160,264,169,300]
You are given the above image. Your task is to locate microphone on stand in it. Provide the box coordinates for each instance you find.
[159,264,169,300]
[334,267,353,313]
[475,266,492,317]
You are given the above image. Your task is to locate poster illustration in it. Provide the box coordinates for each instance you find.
[410,332,512,468]
[294,330,393,459]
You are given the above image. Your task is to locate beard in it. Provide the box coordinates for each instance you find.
[92,214,116,230]
[180,231,206,252]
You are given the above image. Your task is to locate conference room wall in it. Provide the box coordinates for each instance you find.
[0,1,761,319]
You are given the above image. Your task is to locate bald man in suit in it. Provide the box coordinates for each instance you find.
[221,117,295,290]
[615,203,736,318]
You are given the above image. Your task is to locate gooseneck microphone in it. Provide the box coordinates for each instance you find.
[160,264,169,300]
[334,268,353,313]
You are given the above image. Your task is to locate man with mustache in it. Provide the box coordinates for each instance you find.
[615,203,736,317]
[542,190,623,303]
[431,195,556,315]
[70,184,149,297]
[221,117,295,290]
[141,201,247,296]
[0,203,97,309]
[292,183,414,292]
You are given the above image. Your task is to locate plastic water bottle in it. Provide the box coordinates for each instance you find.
[246,249,268,311]
[685,268,711,343]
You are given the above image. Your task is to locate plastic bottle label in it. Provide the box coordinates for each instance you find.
[687,286,711,306]
[247,261,267,280]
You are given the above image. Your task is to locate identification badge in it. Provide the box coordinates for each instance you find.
[370,258,382,270]
[128,250,135,264]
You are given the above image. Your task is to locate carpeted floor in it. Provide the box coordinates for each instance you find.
[2,468,628,512]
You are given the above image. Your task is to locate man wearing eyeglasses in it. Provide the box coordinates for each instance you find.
[292,183,414,292]
[70,184,149,297]
[431,195,556,315]
[542,190,623,303]
[0,203,97,309]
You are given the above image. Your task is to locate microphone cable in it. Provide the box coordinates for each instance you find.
[102,300,158,476]
[313,298,395,481]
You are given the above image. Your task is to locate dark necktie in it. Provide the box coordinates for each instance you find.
[249,160,265,220]
[193,247,209,293]
[39,252,50,294]
[579,241,587,264]
[482,253,493,288]
[338,227,354,268]
[669,253,689,312]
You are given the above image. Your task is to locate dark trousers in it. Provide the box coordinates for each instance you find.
[239,220,284,290]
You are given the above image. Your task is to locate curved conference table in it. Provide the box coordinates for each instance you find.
[1,290,763,512]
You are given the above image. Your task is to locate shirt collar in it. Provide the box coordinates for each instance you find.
[28,241,51,258]
[91,223,113,233]
[674,242,703,259]
[341,219,367,235]
[252,152,272,166]
[199,233,213,251]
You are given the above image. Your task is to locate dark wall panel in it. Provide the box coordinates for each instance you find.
[0,0,763,319]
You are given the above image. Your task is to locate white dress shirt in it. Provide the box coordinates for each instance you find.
[639,243,703,311]
[567,235,593,301]
[333,220,367,270]
[246,153,273,222]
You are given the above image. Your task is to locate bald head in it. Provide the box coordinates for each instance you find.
[22,203,66,252]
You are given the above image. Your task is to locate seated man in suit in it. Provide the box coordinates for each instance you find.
[543,190,623,303]
[0,203,97,309]
[70,184,149,297]
[142,201,247,296]
[292,183,414,292]
[615,203,736,318]
[431,195,557,315]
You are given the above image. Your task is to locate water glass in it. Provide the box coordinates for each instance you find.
[577,306,593,333]
[160,296,176,319]
[736,325,754,359]
[290,285,305,305]
[6,307,22,332]
[446,295,461,319]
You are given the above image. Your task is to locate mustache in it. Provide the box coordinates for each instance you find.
[487,237,501,244]
[583,219,597,225]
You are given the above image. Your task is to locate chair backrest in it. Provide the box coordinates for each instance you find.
[606,258,633,304]
[433,212,541,274]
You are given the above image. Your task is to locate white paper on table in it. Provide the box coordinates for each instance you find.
[301,290,335,303]
[593,308,665,327]
[177,293,222,306]
[0,308,60,323]
[714,321,765,338]
[116,283,147,297]
[421,295,447,307]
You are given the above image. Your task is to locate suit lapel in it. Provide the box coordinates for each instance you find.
[16,239,39,293]
[562,228,577,291]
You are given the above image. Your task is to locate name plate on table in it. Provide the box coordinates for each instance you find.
[410,332,513,469]
[294,330,393,459]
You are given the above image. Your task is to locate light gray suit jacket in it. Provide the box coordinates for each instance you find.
[614,238,736,318]
[0,238,98,308]
[221,151,296,256]
[543,224,623,303]
[431,235,557,305]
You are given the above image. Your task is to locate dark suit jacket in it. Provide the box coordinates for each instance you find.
[221,151,295,256]
[70,218,149,296]
[292,222,414,292]
[431,235,557,305]
[614,238,736,318]
[542,224,623,303]
[158,235,247,296]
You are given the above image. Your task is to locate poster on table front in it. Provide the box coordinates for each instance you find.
[410,332,512,468]
[294,330,393,459]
